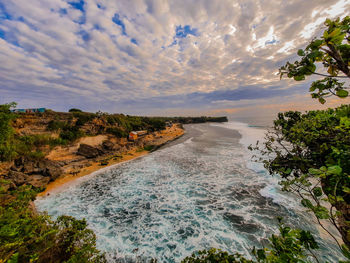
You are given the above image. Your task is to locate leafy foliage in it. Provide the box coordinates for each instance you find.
[251,105,350,251]
[0,102,17,161]
[68,108,83,113]
[279,16,350,103]
[47,120,67,131]
[59,125,85,142]
[106,127,128,138]
[182,220,319,263]
[0,183,106,263]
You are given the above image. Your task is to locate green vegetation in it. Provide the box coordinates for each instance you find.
[73,112,96,127]
[185,16,350,263]
[250,105,350,253]
[143,145,155,151]
[279,16,349,104]
[105,127,128,138]
[4,17,350,263]
[68,108,83,113]
[244,16,350,262]
[0,183,106,262]
[0,103,17,161]
[182,219,319,263]
[59,125,85,142]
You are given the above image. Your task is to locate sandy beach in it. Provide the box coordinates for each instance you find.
[38,124,185,197]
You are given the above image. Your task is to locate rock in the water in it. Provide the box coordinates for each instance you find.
[77,143,101,158]
[26,175,50,188]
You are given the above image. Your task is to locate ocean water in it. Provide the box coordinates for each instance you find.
[35,122,342,262]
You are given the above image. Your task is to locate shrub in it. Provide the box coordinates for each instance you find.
[142,117,166,131]
[106,127,128,138]
[144,145,155,151]
[60,126,84,142]
[0,103,17,161]
[0,185,106,262]
[47,120,67,131]
[69,108,82,113]
[73,112,96,127]
[182,219,320,263]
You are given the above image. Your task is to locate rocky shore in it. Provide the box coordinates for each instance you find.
[1,124,184,194]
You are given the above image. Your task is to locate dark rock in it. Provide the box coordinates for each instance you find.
[41,159,62,180]
[102,140,115,151]
[77,144,101,158]
[7,171,28,185]
[26,175,50,188]
[10,158,63,182]
[23,160,41,174]
[10,165,22,172]
[223,212,244,224]
[14,157,25,167]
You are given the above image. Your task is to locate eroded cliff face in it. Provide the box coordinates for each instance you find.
[1,111,184,191]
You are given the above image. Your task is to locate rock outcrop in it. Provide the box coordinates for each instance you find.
[5,157,63,188]
[77,144,101,158]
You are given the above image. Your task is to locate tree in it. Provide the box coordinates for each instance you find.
[182,219,320,263]
[250,105,350,254]
[0,102,17,161]
[252,16,350,259]
[69,108,83,112]
[279,16,350,104]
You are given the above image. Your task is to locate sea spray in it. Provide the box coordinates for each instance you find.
[36,123,342,262]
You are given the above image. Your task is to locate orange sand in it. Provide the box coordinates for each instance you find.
[38,149,148,197]
[38,125,184,197]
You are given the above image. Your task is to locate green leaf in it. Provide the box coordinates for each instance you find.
[313,187,323,197]
[313,206,330,219]
[8,253,19,263]
[318,97,326,104]
[336,89,349,98]
[301,199,314,209]
[257,249,266,260]
[308,168,320,175]
[309,39,324,50]
[343,187,350,194]
[327,165,342,175]
[297,49,305,56]
[294,75,305,81]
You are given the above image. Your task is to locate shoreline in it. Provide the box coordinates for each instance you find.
[38,126,185,197]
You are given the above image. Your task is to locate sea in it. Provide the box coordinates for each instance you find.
[35,122,343,262]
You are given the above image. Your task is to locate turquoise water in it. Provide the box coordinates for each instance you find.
[35,123,341,262]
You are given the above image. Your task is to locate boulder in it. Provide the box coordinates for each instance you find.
[10,158,63,181]
[23,160,42,174]
[40,159,62,180]
[102,140,115,151]
[7,171,28,186]
[26,175,50,188]
[77,143,101,158]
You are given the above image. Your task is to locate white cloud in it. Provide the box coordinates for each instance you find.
[0,0,349,114]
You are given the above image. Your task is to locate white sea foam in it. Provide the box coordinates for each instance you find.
[36,123,342,262]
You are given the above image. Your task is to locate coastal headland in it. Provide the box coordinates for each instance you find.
[0,109,227,196]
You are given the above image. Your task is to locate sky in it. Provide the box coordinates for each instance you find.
[0,0,350,119]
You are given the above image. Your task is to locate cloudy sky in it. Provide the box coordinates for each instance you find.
[1,0,349,119]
